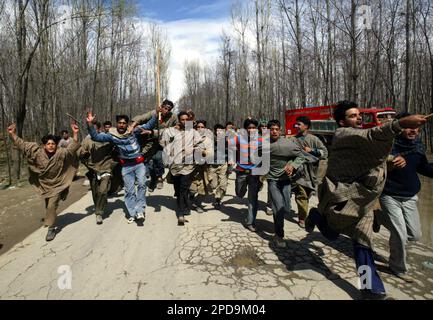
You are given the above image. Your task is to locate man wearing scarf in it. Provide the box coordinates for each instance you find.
[376,112,433,283]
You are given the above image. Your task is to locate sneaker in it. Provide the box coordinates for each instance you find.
[298,220,306,229]
[157,178,164,189]
[246,225,257,232]
[273,235,286,248]
[96,215,103,225]
[127,217,135,224]
[178,216,185,226]
[136,212,145,221]
[195,205,204,213]
[45,227,57,241]
[266,206,273,216]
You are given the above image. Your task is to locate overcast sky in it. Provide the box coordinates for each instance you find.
[136,0,235,103]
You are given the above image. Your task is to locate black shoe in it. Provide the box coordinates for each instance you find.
[213,199,221,209]
[246,225,257,232]
[178,216,185,226]
[195,205,205,213]
[45,227,57,241]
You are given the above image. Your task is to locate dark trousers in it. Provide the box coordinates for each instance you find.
[309,208,385,294]
[44,188,69,227]
[173,174,192,216]
[235,172,260,226]
[268,179,292,238]
[109,164,123,194]
[88,172,111,216]
[148,150,165,188]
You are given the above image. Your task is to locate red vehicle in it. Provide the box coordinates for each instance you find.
[285,105,397,138]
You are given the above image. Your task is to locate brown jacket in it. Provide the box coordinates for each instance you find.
[79,136,117,174]
[14,137,80,199]
[318,120,402,248]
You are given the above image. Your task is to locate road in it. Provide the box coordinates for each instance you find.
[1,174,433,300]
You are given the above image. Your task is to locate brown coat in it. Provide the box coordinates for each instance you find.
[14,137,80,199]
[80,136,117,174]
[318,120,402,247]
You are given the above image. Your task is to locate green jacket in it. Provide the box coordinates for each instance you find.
[268,136,305,181]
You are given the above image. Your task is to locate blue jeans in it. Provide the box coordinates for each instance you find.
[235,172,260,226]
[121,163,147,217]
[379,194,421,275]
[268,179,292,238]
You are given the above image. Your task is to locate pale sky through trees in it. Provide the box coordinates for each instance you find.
[137,0,235,103]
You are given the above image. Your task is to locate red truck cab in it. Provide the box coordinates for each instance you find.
[285,105,396,136]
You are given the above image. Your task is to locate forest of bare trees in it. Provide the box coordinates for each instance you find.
[0,0,170,184]
[179,0,433,149]
[2,0,433,186]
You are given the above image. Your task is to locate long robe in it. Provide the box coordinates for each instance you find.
[14,137,80,199]
[318,120,402,248]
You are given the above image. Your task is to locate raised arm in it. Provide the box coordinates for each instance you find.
[86,112,114,143]
[66,122,81,155]
[7,123,39,158]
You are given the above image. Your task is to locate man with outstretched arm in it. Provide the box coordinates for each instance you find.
[305,100,427,299]
[86,110,158,224]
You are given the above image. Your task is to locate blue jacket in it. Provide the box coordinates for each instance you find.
[88,116,157,160]
[383,137,433,197]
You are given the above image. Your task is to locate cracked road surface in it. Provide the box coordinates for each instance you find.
[1,175,433,300]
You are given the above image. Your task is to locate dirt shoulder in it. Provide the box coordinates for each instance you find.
[0,175,90,255]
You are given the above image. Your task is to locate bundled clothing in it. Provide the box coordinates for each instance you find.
[379,136,433,276]
[13,136,80,227]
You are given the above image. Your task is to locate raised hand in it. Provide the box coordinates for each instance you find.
[86,111,96,124]
[7,123,16,135]
[71,122,79,134]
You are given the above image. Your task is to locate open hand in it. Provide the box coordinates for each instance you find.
[7,123,16,135]
[86,111,95,123]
